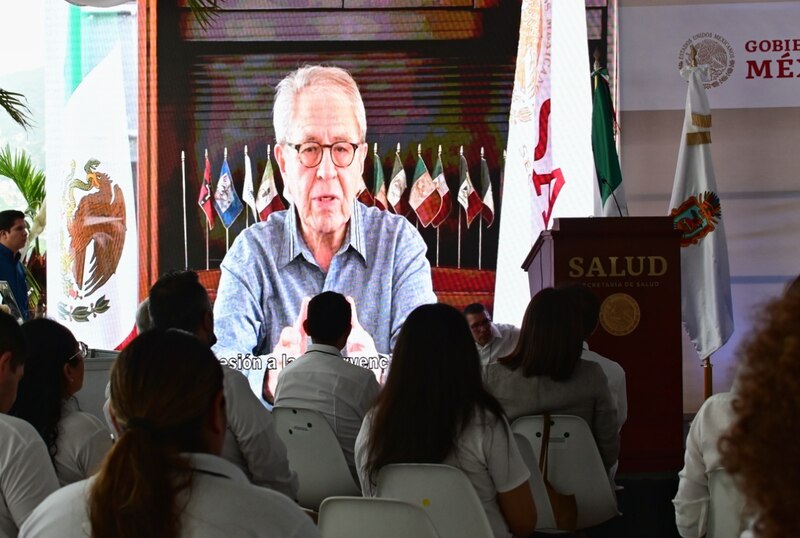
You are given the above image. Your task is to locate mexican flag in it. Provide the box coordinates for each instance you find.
[409,153,442,227]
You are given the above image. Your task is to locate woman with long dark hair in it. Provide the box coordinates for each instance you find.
[19,329,320,538]
[355,303,537,538]
[484,288,619,471]
[10,318,111,485]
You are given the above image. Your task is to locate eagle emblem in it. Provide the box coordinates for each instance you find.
[58,158,126,322]
[670,191,722,247]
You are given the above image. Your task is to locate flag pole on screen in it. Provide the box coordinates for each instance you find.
[457,146,463,269]
[224,147,230,252]
[478,147,484,270]
[435,145,442,267]
[181,150,188,270]
[415,144,420,231]
[204,148,210,270]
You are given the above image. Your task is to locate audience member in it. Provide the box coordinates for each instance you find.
[0,311,59,535]
[719,283,800,538]
[275,291,379,480]
[20,329,320,538]
[562,284,628,431]
[0,209,29,320]
[10,319,112,485]
[463,303,520,367]
[673,391,742,538]
[355,304,537,538]
[134,297,152,333]
[138,270,298,498]
[484,287,619,471]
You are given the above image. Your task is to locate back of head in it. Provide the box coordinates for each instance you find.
[365,304,505,485]
[499,287,583,381]
[720,289,800,538]
[305,291,351,345]
[560,283,600,340]
[0,310,25,367]
[0,209,24,233]
[273,65,367,144]
[89,329,223,538]
[135,298,152,333]
[463,303,488,316]
[149,270,209,334]
[10,319,76,458]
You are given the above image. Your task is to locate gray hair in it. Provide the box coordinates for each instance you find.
[273,65,367,144]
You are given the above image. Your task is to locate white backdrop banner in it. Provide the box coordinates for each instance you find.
[620,2,800,111]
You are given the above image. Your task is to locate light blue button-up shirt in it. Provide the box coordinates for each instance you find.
[212,202,436,382]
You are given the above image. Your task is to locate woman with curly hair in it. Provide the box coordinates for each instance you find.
[719,280,800,538]
[9,318,111,485]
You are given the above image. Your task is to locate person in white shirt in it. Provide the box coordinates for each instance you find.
[10,318,112,485]
[356,304,536,538]
[20,329,320,538]
[464,303,520,367]
[0,311,59,536]
[275,291,380,480]
[139,270,298,499]
[562,284,627,431]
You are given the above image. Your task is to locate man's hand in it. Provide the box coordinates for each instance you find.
[344,296,383,383]
[263,297,310,403]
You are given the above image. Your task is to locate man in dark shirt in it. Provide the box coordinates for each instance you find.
[0,211,29,320]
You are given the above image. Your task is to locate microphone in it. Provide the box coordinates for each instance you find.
[599,177,624,217]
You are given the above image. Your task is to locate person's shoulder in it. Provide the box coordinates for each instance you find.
[60,408,109,437]
[359,204,418,237]
[0,413,42,444]
[573,359,607,382]
[19,479,91,536]
[226,211,291,256]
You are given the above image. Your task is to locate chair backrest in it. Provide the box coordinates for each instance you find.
[513,432,558,531]
[512,415,620,530]
[707,469,747,538]
[319,496,441,538]
[272,406,360,511]
[376,463,494,538]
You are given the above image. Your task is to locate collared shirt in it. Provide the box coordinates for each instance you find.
[275,343,380,480]
[54,398,113,486]
[212,202,437,379]
[0,413,59,536]
[0,243,28,320]
[476,323,520,366]
[581,342,628,430]
[19,453,322,538]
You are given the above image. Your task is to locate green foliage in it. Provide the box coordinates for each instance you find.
[0,144,45,219]
[187,0,224,30]
[0,88,32,130]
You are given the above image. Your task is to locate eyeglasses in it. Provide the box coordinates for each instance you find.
[66,342,89,364]
[287,141,360,168]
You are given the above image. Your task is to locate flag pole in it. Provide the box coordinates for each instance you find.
[435,144,441,267]
[478,147,484,270]
[181,150,188,270]
[457,145,463,269]
[415,144,421,231]
[244,144,249,228]
[224,146,230,253]
[204,148,210,270]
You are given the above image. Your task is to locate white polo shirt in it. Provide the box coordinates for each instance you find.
[476,323,520,366]
[581,342,628,430]
[0,413,59,536]
[19,452,321,538]
[55,398,113,486]
[275,343,380,479]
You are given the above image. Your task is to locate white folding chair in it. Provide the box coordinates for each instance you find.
[272,406,360,511]
[376,463,494,538]
[707,469,747,538]
[513,432,560,532]
[512,415,620,530]
[318,496,440,538]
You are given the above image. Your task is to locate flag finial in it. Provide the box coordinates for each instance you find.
[438,145,442,156]
[460,145,464,156]
[244,144,248,156]
[689,45,698,68]
[374,142,378,154]
[205,148,208,158]
[181,150,185,161]
[396,142,401,154]
[417,144,422,156]
[593,48,601,72]
[224,147,228,160]
[267,144,271,158]
[481,147,485,159]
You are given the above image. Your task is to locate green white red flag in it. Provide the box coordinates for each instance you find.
[409,151,442,227]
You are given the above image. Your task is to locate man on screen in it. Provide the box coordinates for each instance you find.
[212,65,436,399]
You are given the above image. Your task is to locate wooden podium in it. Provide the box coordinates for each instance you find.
[523,217,683,473]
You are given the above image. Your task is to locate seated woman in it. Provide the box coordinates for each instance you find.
[484,287,619,471]
[10,318,112,485]
[355,304,537,538]
[19,329,320,538]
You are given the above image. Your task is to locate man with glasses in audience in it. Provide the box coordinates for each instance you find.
[464,303,520,367]
[0,210,30,320]
[213,66,436,400]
